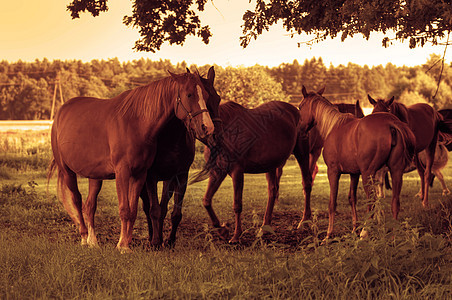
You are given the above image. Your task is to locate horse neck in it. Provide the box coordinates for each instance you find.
[313,101,353,139]
[115,78,178,136]
[391,103,409,123]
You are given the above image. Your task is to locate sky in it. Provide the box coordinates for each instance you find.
[1,0,451,68]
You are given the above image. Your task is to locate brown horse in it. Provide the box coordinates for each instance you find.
[140,67,222,247]
[279,100,365,223]
[49,71,216,252]
[438,109,452,151]
[299,86,416,239]
[377,143,450,198]
[368,96,452,207]
[201,100,305,243]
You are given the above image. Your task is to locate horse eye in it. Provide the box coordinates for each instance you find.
[187,93,192,98]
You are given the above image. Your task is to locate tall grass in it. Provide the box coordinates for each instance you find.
[1,130,452,298]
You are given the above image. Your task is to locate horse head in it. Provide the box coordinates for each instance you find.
[170,71,215,140]
[368,94,395,113]
[298,85,325,133]
[199,66,223,148]
[368,95,409,123]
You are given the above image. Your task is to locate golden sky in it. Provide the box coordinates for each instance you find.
[0,0,450,67]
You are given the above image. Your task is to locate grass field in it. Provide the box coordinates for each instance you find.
[1,130,451,299]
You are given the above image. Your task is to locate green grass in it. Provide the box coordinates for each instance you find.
[1,134,452,298]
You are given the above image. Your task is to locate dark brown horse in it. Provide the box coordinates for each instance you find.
[299,87,416,239]
[201,100,306,243]
[438,109,452,151]
[140,67,222,247]
[49,71,216,252]
[368,96,452,207]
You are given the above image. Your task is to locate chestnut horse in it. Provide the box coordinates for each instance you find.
[280,100,365,223]
[299,87,416,239]
[49,71,215,252]
[201,100,307,243]
[368,96,452,207]
[377,143,450,198]
[80,68,222,249]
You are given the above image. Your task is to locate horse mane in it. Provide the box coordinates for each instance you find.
[306,93,355,138]
[114,76,177,121]
[115,72,203,122]
[389,102,409,123]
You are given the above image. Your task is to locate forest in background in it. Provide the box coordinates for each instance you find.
[0,54,451,120]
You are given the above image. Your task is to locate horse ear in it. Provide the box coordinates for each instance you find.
[355,100,364,118]
[387,96,395,105]
[368,94,377,106]
[317,87,325,95]
[207,66,215,84]
[302,85,308,98]
[168,70,178,80]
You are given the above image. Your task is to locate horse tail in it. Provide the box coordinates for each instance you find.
[390,123,416,169]
[47,153,81,226]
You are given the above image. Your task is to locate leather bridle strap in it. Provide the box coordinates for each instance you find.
[176,95,209,121]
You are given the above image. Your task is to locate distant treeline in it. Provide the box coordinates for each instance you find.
[0,55,451,120]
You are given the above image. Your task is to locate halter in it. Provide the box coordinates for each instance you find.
[175,95,209,122]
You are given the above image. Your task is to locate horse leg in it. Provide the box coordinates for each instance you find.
[84,179,102,247]
[326,168,340,239]
[230,169,244,244]
[421,140,437,208]
[261,169,278,230]
[167,173,188,247]
[140,184,153,242]
[116,171,146,252]
[349,174,360,232]
[159,180,174,245]
[435,170,450,196]
[414,154,426,200]
[389,168,403,219]
[144,177,162,248]
[375,168,386,198]
[293,138,313,225]
[59,169,88,245]
[275,166,283,202]
[202,169,228,239]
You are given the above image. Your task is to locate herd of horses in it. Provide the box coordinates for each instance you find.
[47,67,452,252]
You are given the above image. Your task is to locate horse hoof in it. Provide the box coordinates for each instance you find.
[217,224,230,240]
[117,246,133,254]
[164,239,176,249]
[228,238,240,244]
[360,229,369,240]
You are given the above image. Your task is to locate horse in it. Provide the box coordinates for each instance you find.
[278,100,365,223]
[438,109,452,151]
[376,143,450,198]
[368,96,452,207]
[139,67,222,247]
[201,100,305,244]
[48,70,216,252]
[299,86,416,239]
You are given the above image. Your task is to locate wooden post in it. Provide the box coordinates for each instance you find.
[50,72,63,120]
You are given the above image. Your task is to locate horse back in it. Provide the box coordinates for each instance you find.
[52,95,155,179]
[218,101,300,173]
